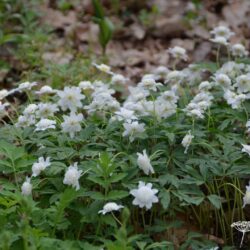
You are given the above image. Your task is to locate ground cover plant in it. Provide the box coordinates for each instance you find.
[1,22,250,250]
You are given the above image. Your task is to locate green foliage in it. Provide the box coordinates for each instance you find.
[139,5,159,27]
[1,6,250,248]
[92,0,114,54]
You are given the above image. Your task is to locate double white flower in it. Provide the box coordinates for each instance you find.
[168,46,188,61]
[21,177,32,196]
[242,144,250,157]
[32,157,51,177]
[130,181,158,210]
[35,119,56,131]
[137,150,154,175]
[182,131,194,154]
[61,112,84,138]
[57,86,85,111]
[243,181,250,208]
[122,121,145,142]
[98,202,124,215]
[63,163,82,190]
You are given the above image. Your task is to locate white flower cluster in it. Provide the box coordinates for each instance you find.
[210,25,234,45]
[184,91,213,119]
[210,25,248,58]
[213,62,250,109]
[85,81,120,115]
[5,29,249,216]
[22,160,83,196]
[21,156,51,196]
[115,73,179,141]
[32,157,51,177]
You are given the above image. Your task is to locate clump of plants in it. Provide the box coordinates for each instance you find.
[0,26,250,249]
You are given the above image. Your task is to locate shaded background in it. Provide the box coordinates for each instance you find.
[1,0,250,87]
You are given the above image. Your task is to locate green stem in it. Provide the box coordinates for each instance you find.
[218,182,244,195]
[111,212,123,227]
[141,209,146,229]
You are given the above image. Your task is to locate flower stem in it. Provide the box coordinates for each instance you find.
[111,212,123,227]
[240,231,245,248]
[141,209,146,228]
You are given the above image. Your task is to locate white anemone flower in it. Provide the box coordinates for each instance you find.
[122,121,145,142]
[168,46,188,61]
[0,89,9,100]
[17,81,37,92]
[15,115,36,128]
[184,103,205,119]
[36,103,59,118]
[138,75,162,91]
[210,26,234,40]
[231,44,249,58]
[32,157,51,177]
[111,74,127,86]
[79,81,94,96]
[246,120,250,133]
[214,73,232,90]
[242,144,250,157]
[93,63,113,74]
[224,90,246,109]
[158,90,179,104]
[182,130,194,154]
[235,75,250,93]
[57,86,85,111]
[35,119,56,131]
[63,162,82,190]
[153,66,169,80]
[0,102,9,116]
[137,149,154,175]
[210,36,228,46]
[243,182,250,208]
[198,81,212,91]
[130,181,159,210]
[114,108,137,122]
[98,202,124,215]
[61,112,83,138]
[165,70,185,84]
[127,86,150,102]
[23,104,38,116]
[21,177,32,196]
[35,85,55,95]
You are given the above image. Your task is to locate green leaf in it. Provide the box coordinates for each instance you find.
[0,141,26,161]
[98,18,114,49]
[159,189,170,209]
[92,0,105,19]
[207,194,222,209]
[172,190,204,206]
[88,191,105,200]
[88,176,106,188]
[193,62,218,73]
[109,173,127,183]
[145,241,174,250]
[165,132,175,143]
[158,174,179,188]
[107,190,129,200]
